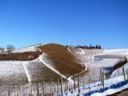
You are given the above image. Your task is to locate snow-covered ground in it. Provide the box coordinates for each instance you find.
[0,43,128,96]
[65,47,128,96]
[0,61,27,82]
[61,75,128,96]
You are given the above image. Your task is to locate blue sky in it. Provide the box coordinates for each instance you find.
[0,0,128,48]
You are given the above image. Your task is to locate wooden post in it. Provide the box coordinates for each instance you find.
[48,80,50,94]
[57,78,59,95]
[19,83,22,96]
[66,80,69,93]
[64,79,68,94]
[69,82,71,93]
[57,78,60,95]
[60,77,63,96]
[29,83,32,95]
[126,68,128,81]
[100,69,104,90]
[36,82,39,96]
[122,67,126,81]
[42,80,45,96]
[82,72,85,90]
[77,76,80,96]
[73,75,76,91]
[50,78,53,95]
[8,85,10,96]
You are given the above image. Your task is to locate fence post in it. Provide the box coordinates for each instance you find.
[42,80,45,96]
[73,75,76,91]
[60,77,63,96]
[126,68,128,82]
[36,82,39,96]
[8,85,10,96]
[122,67,126,81]
[50,78,53,95]
[19,83,22,96]
[29,83,32,96]
[100,69,105,90]
[82,72,85,90]
[57,78,60,95]
[77,75,80,96]
[65,80,68,94]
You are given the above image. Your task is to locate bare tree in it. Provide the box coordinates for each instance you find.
[6,44,15,53]
[0,47,4,53]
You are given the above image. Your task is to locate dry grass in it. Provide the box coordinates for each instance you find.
[0,51,41,61]
[0,43,85,81]
[38,43,85,77]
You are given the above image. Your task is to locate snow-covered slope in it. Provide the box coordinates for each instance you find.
[0,43,128,96]
[69,48,128,80]
[1,44,128,83]
[0,43,85,83]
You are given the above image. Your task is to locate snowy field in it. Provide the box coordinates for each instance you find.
[0,44,128,96]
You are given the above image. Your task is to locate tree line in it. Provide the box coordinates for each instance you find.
[66,44,102,49]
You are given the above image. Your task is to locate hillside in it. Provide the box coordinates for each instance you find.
[0,43,128,96]
[0,43,85,83]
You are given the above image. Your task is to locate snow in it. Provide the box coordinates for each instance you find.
[0,44,128,96]
[0,61,27,82]
[92,80,128,96]
[103,49,128,53]
[62,75,128,96]
[103,49,128,57]
[63,48,128,96]
[23,61,31,82]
